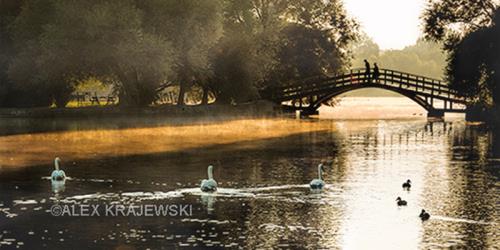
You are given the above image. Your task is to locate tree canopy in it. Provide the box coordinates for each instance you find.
[0,0,358,108]
[422,0,500,108]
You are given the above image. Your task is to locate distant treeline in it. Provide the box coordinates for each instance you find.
[0,0,358,108]
[348,35,446,97]
[352,35,446,79]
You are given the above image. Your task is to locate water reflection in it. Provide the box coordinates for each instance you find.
[0,116,498,249]
[51,180,66,194]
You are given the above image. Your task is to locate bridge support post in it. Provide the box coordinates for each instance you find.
[427,109,444,119]
[301,109,319,116]
[465,106,487,122]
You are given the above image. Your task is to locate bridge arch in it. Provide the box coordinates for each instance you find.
[307,84,434,112]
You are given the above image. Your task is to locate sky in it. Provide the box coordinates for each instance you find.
[344,0,426,50]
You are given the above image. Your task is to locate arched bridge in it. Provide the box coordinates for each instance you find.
[268,68,470,118]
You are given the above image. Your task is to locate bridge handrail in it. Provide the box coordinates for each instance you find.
[277,68,454,93]
[278,68,446,89]
[279,71,455,96]
[279,79,464,102]
[351,68,444,82]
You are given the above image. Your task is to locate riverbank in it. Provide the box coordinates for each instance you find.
[0,100,279,119]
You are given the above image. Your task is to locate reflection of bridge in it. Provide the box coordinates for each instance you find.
[269,68,470,118]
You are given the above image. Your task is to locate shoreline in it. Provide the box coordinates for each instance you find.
[0,100,280,119]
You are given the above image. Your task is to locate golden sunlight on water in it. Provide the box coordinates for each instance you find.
[319,97,465,120]
[0,119,340,168]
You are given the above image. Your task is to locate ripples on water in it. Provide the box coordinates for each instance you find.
[0,111,499,249]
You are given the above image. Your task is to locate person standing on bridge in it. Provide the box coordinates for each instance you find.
[372,63,380,82]
[364,59,370,83]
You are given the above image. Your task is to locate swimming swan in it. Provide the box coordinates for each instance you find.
[309,164,325,190]
[51,157,66,181]
[419,209,430,221]
[402,179,411,189]
[396,197,407,206]
[200,165,217,192]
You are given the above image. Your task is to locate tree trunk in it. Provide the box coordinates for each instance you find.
[201,86,209,105]
[177,82,186,105]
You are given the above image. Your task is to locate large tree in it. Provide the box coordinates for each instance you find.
[219,0,358,102]
[9,0,174,107]
[202,0,287,105]
[139,0,223,106]
[0,0,41,107]
[423,0,500,107]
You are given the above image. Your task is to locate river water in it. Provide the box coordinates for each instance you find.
[0,98,498,249]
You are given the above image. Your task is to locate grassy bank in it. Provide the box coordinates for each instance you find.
[0,100,279,119]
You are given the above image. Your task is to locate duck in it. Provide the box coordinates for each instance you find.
[396,196,407,206]
[419,209,430,221]
[402,179,411,189]
[200,165,217,192]
[51,157,66,181]
[309,164,325,190]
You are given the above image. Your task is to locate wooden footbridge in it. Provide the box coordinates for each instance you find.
[267,68,470,118]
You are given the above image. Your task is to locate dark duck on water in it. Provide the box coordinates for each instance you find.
[402,179,411,190]
[396,197,407,206]
[419,209,430,221]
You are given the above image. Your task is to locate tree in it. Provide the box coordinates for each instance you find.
[206,33,262,104]
[204,0,287,104]
[139,0,223,106]
[423,0,500,108]
[423,0,498,48]
[271,0,358,86]
[0,0,45,107]
[265,24,342,89]
[446,11,500,104]
[8,0,174,107]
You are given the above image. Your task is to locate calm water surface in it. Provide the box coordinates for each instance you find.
[0,103,499,249]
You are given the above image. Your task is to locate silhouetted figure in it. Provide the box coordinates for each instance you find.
[364,59,370,83]
[372,63,380,82]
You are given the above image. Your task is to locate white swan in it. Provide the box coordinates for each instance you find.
[309,164,325,189]
[51,157,66,181]
[200,165,217,192]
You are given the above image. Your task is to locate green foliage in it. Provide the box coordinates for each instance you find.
[139,0,224,105]
[8,0,174,107]
[446,10,500,105]
[269,24,344,85]
[1,0,358,108]
[208,33,261,104]
[422,0,500,111]
[352,34,446,79]
[423,0,497,49]
[0,0,27,106]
